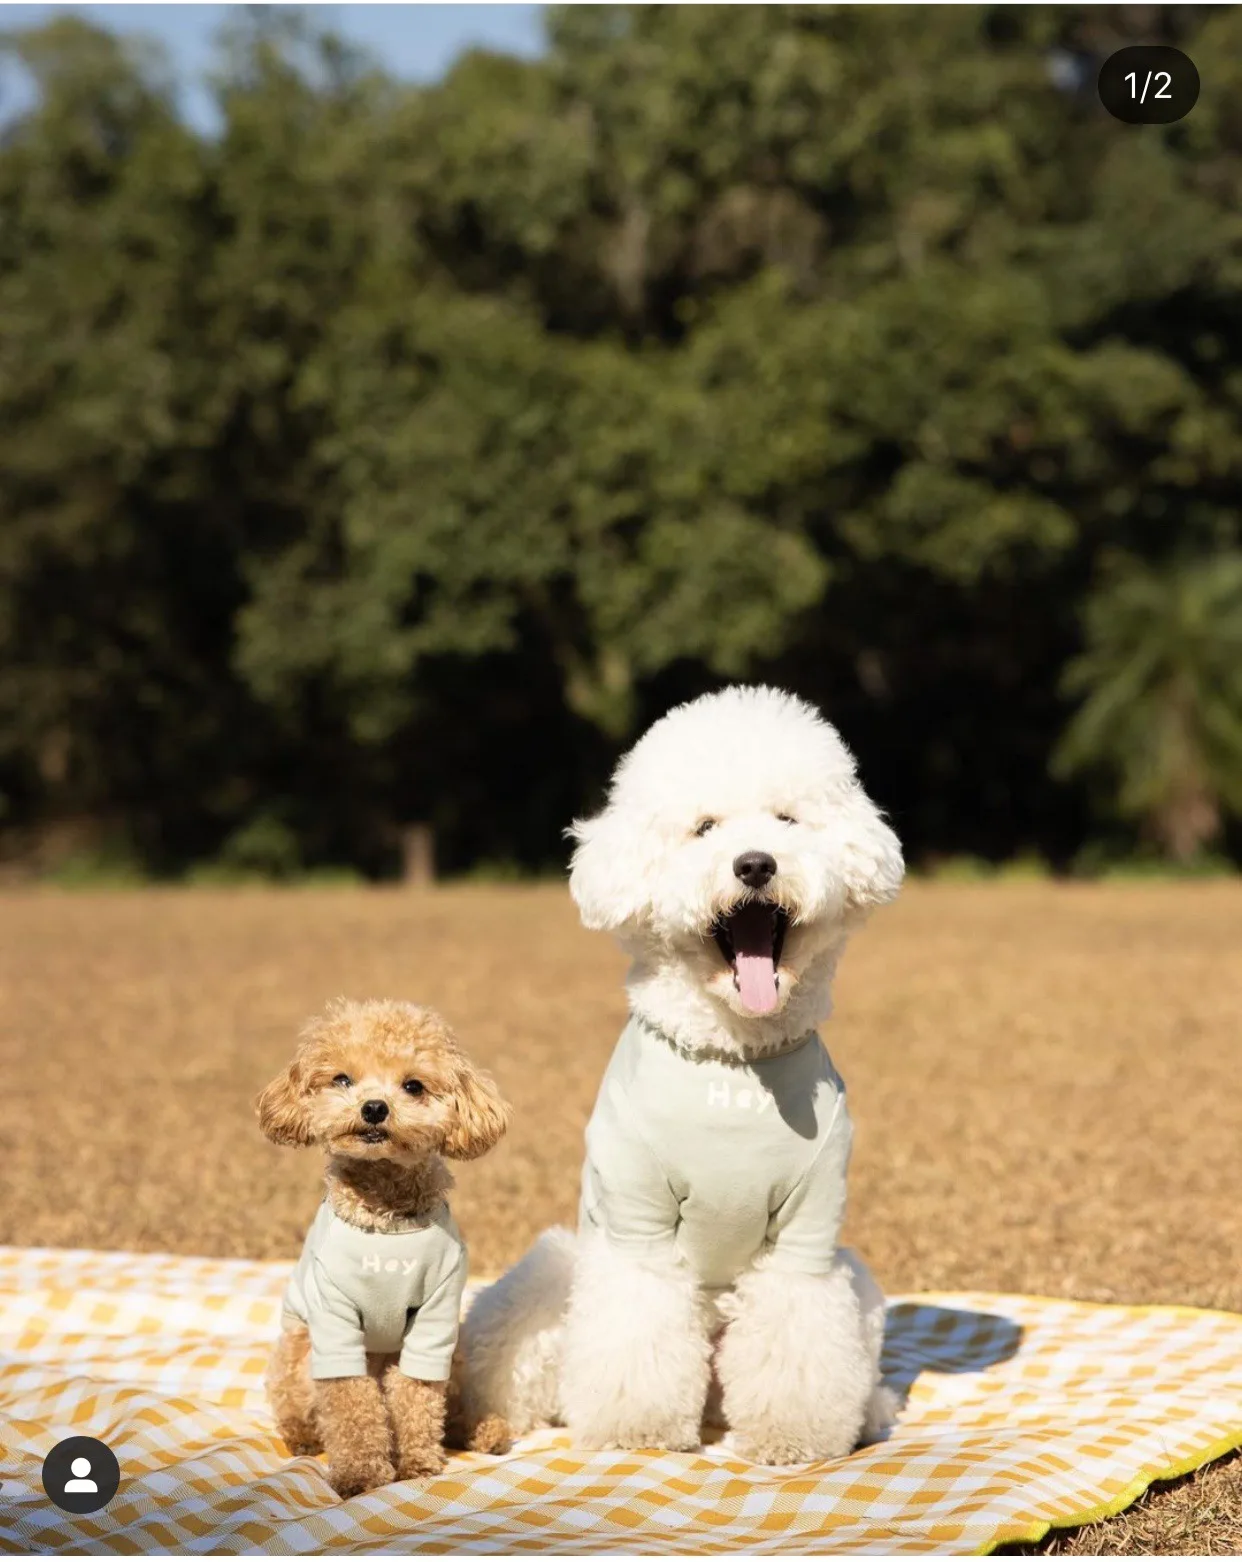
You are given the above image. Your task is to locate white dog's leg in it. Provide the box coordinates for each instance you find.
[844,1248,898,1442]
[457,1226,576,1437]
[560,1232,712,1451]
[716,1247,887,1464]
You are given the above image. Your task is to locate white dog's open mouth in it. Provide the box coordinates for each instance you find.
[711,901,789,1014]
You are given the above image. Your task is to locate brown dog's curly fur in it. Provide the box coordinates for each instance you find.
[317,1372,396,1497]
[267,1326,513,1479]
[384,1367,448,1480]
[259,999,513,1496]
[266,1320,321,1456]
[445,1348,514,1455]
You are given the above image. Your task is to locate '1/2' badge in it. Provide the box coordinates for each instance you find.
[1097,46,1200,125]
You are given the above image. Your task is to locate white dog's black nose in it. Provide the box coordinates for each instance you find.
[361,1099,389,1125]
[733,851,777,889]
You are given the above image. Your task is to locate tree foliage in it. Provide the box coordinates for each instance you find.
[1,5,1241,876]
[1054,553,1242,859]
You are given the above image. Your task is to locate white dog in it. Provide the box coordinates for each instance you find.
[458,685,904,1463]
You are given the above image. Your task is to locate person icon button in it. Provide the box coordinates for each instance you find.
[64,1456,99,1493]
[41,1435,121,1514]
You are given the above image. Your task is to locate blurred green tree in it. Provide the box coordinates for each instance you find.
[0,17,239,868]
[1,5,1241,876]
[1054,554,1242,861]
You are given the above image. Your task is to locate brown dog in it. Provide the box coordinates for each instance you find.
[258,998,511,1496]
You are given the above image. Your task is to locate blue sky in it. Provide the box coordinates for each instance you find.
[0,4,548,130]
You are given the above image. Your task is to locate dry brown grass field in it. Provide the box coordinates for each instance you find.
[1,881,1239,1553]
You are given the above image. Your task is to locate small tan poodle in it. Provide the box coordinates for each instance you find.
[258,997,511,1497]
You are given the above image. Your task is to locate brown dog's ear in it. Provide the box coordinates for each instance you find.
[256,1060,314,1147]
[441,1058,510,1161]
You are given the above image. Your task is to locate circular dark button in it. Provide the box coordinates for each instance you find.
[1097,46,1199,125]
[40,1435,121,1514]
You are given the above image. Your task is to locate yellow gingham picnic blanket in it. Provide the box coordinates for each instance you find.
[2,1247,1241,1555]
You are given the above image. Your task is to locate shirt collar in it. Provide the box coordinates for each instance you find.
[633,1011,818,1068]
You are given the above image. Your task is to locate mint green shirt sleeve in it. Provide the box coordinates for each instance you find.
[763,1093,853,1275]
[582,1077,680,1258]
[398,1246,468,1381]
[307,1268,368,1379]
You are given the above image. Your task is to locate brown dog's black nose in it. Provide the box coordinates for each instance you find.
[360,1099,389,1125]
[733,851,777,889]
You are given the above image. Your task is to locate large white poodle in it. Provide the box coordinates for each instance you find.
[459,685,904,1463]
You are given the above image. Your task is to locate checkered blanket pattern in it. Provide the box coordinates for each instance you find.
[1,1246,1240,1555]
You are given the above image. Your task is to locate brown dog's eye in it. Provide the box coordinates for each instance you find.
[332,1073,352,1088]
[402,1079,424,1097]
[694,818,718,838]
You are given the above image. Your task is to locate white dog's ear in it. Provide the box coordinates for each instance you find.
[568,810,655,931]
[836,789,905,919]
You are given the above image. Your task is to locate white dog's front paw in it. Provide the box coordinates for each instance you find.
[859,1383,901,1444]
[727,1422,854,1466]
[717,1260,880,1468]
[561,1235,712,1455]
[564,1350,708,1452]
[572,1405,703,1453]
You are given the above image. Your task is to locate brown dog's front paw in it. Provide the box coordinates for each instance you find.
[281,1424,323,1457]
[385,1367,450,1481]
[329,1455,396,1498]
[395,1445,446,1481]
[468,1413,512,1455]
[318,1372,396,1496]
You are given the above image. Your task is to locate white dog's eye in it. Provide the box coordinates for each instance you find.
[332,1073,352,1088]
[776,813,798,825]
[693,818,718,838]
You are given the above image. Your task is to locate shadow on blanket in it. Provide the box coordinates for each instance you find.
[880,1302,1024,1404]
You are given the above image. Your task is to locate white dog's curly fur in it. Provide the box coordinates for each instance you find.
[459,685,903,1462]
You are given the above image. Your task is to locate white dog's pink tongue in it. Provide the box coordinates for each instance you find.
[730,903,779,1014]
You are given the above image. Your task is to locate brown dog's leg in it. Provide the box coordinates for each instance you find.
[317,1375,396,1496]
[266,1323,322,1455]
[443,1348,513,1454]
[463,1411,512,1455]
[384,1367,449,1479]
